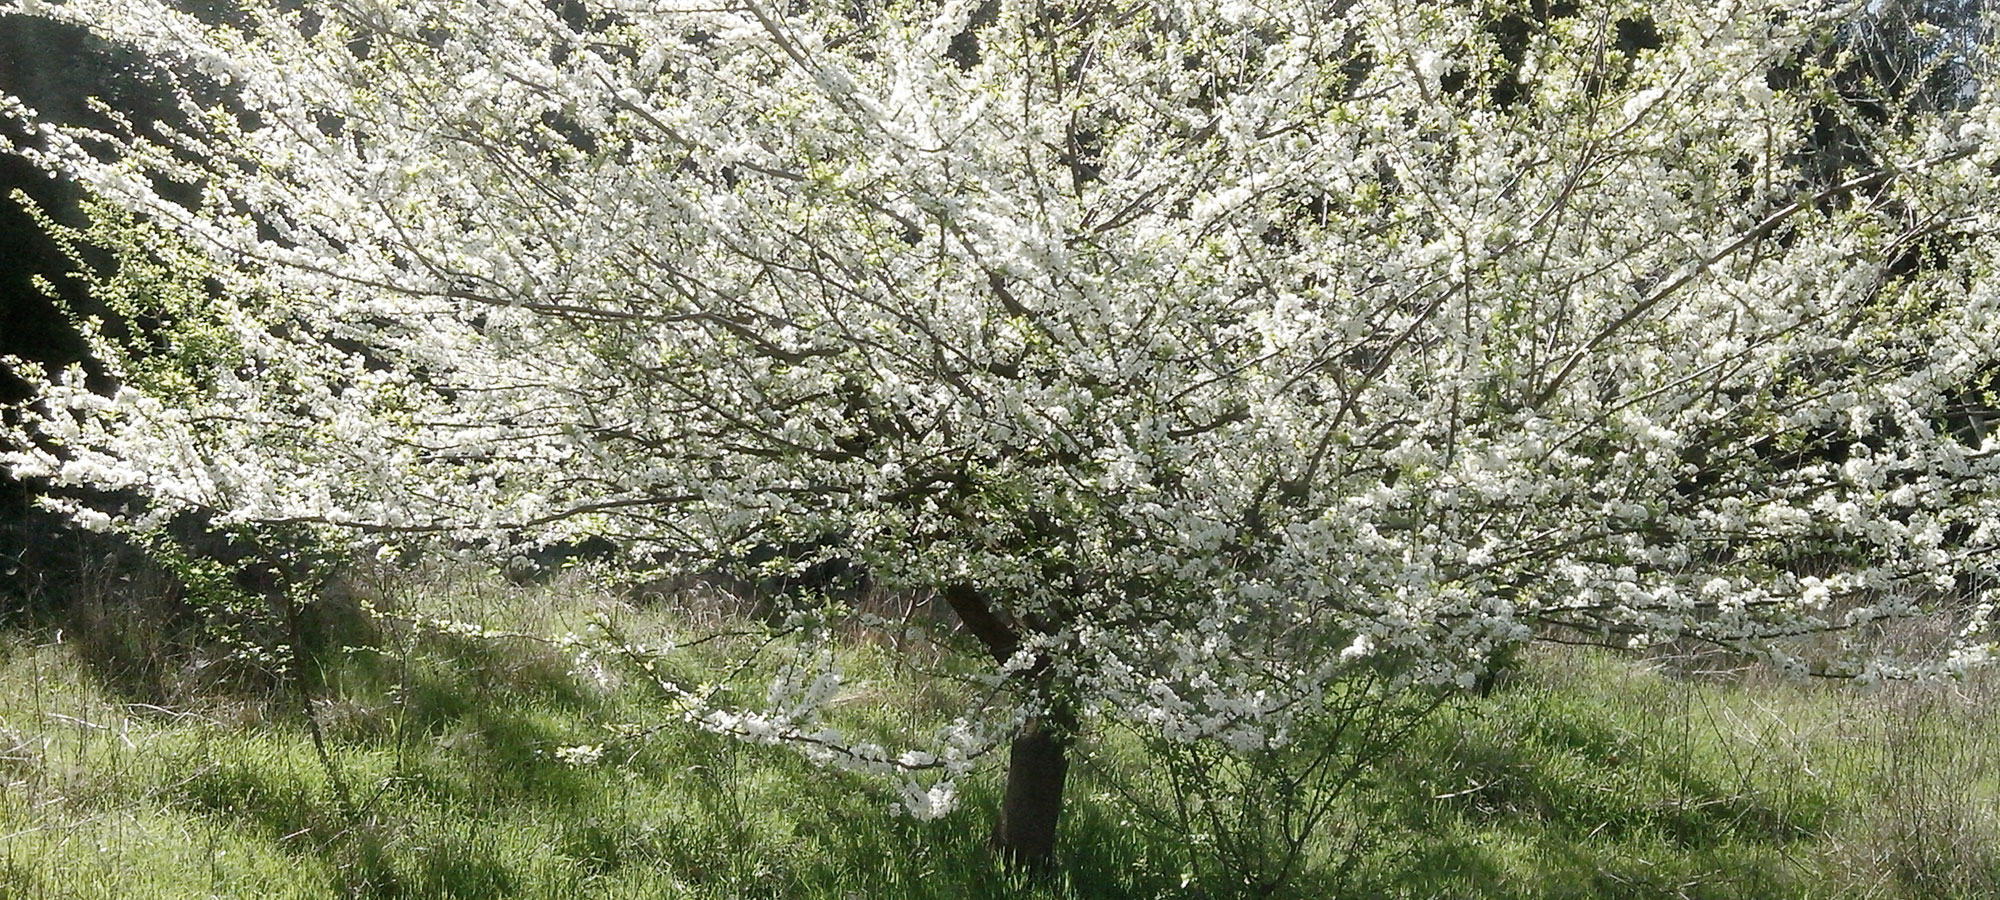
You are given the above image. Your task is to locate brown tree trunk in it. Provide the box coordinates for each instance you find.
[993,707,1074,870]
[942,583,1074,869]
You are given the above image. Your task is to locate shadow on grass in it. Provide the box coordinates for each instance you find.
[1351,662,1842,900]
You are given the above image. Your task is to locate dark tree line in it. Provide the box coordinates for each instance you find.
[0,16,182,610]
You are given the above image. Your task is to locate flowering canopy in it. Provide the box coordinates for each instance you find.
[4,0,2000,815]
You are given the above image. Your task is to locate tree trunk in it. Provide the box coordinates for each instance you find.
[993,706,1074,869]
[942,582,1072,869]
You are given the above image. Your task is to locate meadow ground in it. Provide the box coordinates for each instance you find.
[1,563,1996,899]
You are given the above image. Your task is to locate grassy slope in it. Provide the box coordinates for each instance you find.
[1,570,1997,899]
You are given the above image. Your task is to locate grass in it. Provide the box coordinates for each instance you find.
[0,563,1997,899]
[1344,651,2000,900]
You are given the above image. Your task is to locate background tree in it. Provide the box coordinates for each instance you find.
[0,14,179,599]
[5,0,2000,868]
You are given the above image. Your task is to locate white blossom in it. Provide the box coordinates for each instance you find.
[2,0,1997,823]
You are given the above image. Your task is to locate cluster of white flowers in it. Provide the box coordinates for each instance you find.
[4,0,1999,818]
[554,744,605,767]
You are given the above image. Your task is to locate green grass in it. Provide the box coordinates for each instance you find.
[2,567,1998,899]
[1341,652,2000,900]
